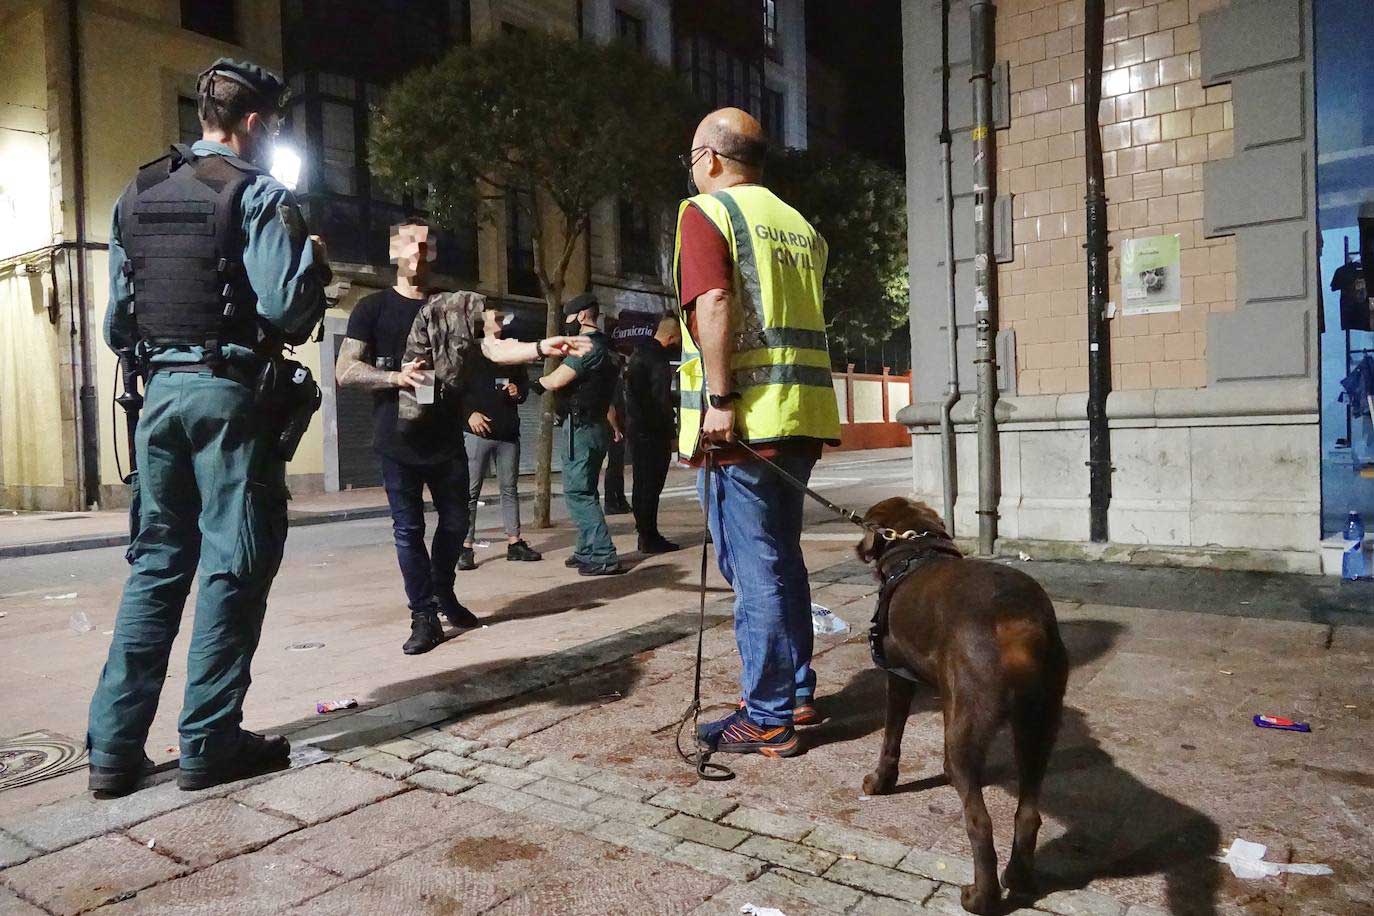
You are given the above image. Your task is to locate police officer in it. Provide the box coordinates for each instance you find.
[625,315,682,554]
[87,59,332,796]
[537,293,624,576]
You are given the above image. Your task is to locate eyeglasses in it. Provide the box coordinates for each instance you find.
[678,147,711,170]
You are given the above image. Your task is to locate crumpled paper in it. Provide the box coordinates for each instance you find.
[1218,838,1333,879]
[740,906,787,916]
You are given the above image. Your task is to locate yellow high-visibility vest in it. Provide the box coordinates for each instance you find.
[673,185,842,458]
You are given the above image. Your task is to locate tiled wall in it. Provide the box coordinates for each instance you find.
[996,0,1236,395]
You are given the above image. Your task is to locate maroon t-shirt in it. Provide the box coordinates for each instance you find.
[677,203,823,467]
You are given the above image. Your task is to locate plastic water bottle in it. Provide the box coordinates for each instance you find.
[1345,511,1365,543]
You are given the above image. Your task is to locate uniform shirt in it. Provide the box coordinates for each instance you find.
[560,330,614,423]
[346,288,465,465]
[104,140,329,364]
[462,351,528,443]
[677,200,823,467]
[624,338,675,439]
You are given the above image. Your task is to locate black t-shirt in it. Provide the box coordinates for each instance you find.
[1332,262,1373,332]
[345,288,465,464]
[462,351,528,442]
[625,339,675,438]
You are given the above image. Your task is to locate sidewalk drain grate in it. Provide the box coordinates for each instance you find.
[0,730,87,793]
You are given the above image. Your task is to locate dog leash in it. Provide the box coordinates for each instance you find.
[674,449,734,782]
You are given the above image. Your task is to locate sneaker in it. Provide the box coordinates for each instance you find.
[578,561,626,576]
[638,537,681,555]
[436,592,480,629]
[737,698,819,727]
[507,540,542,562]
[402,614,444,655]
[564,555,588,569]
[605,499,632,516]
[457,548,477,571]
[697,709,801,758]
[89,755,154,798]
[177,732,290,791]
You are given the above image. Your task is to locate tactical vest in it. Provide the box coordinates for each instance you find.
[119,144,260,352]
[562,333,619,423]
[672,186,842,458]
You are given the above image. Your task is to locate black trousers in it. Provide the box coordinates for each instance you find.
[604,435,627,505]
[630,432,672,543]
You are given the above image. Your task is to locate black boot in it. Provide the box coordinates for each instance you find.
[177,732,290,791]
[604,498,632,516]
[436,591,480,629]
[89,755,154,798]
[457,547,477,571]
[507,540,542,562]
[403,613,444,655]
[638,536,680,555]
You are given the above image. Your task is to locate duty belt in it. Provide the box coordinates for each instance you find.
[154,361,256,389]
[868,538,963,685]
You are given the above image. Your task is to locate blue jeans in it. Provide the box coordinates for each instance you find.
[380,454,469,616]
[698,449,817,727]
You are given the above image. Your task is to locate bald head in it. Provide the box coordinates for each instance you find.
[689,108,767,194]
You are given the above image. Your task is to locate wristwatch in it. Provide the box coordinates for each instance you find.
[708,391,741,409]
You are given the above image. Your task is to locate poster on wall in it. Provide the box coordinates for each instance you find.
[1121,234,1182,316]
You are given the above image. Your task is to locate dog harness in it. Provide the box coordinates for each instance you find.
[868,537,963,684]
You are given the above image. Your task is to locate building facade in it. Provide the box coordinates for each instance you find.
[900,0,1373,573]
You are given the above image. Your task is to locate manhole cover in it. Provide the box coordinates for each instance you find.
[0,731,87,792]
[287,642,325,651]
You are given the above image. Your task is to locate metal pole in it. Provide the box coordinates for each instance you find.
[938,0,960,538]
[69,0,101,509]
[969,0,999,556]
[1084,0,1112,542]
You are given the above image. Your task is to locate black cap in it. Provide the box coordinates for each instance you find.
[562,292,599,319]
[197,58,289,113]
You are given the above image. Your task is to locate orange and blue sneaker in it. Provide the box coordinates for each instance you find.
[698,709,802,758]
[738,698,819,727]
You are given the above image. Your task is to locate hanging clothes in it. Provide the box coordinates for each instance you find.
[1339,354,1374,419]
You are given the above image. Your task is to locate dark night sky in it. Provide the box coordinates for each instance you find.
[806,0,905,170]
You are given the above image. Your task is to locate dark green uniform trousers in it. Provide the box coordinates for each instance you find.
[564,418,619,565]
[87,369,288,772]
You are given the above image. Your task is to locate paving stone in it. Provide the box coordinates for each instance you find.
[0,829,38,868]
[524,800,607,833]
[580,769,656,800]
[231,761,404,825]
[269,791,490,880]
[922,885,1041,916]
[370,737,430,761]
[415,749,480,775]
[1036,887,1128,916]
[805,822,909,867]
[0,833,186,916]
[126,798,297,868]
[527,756,601,782]
[471,746,536,768]
[666,840,764,881]
[462,783,537,812]
[746,869,865,913]
[649,788,738,821]
[523,777,603,809]
[898,847,977,886]
[658,813,749,850]
[852,894,927,916]
[688,879,837,916]
[589,819,683,857]
[722,806,815,842]
[0,773,215,852]
[737,834,837,876]
[99,848,338,915]
[406,770,477,795]
[1123,906,1170,916]
[354,751,421,780]
[406,728,483,756]
[0,886,46,915]
[823,858,936,903]
[586,794,672,827]
[330,747,371,763]
[469,762,540,789]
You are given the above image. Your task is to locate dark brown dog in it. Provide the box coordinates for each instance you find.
[856,497,1068,915]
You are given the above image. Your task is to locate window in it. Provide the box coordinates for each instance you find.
[618,199,657,278]
[763,0,779,57]
[321,101,357,195]
[177,96,200,145]
[506,189,540,298]
[679,35,764,117]
[762,87,785,145]
[616,9,645,52]
[181,0,236,44]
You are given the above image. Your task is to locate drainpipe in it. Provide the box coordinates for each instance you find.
[1084,0,1112,542]
[937,0,960,537]
[68,0,101,509]
[969,0,999,556]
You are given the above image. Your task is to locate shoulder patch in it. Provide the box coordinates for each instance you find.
[277,202,307,243]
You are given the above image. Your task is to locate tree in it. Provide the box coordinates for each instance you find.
[768,149,909,363]
[370,31,698,527]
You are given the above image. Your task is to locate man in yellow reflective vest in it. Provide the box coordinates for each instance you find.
[675,108,841,758]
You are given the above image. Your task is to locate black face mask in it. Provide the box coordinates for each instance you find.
[686,170,700,197]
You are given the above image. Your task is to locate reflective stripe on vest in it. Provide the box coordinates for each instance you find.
[672,186,842,457]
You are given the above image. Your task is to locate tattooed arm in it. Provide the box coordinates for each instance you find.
[335,337,417,390]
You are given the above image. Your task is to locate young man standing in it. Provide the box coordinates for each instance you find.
[625,316,682,554]
[459,305,542,568]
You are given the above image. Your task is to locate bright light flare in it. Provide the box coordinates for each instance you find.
[271,145,302,191]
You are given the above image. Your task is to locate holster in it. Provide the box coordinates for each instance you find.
[253,357,322,462]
